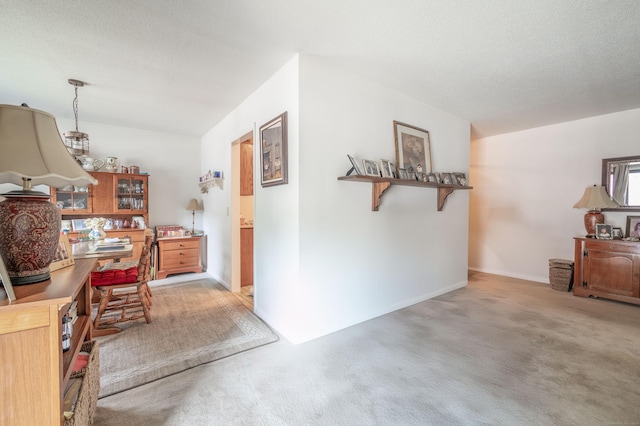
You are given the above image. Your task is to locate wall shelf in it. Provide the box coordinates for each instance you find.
[199,178,223,193]
[337,175,472,211]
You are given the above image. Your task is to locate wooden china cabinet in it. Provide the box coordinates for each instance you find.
[51,171,150,262]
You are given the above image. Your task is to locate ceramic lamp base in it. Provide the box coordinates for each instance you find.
[0,191,61,285]
[584,210,604,238]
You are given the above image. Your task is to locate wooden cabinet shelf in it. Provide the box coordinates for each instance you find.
[1,258,97,425]
[337,175,473,211]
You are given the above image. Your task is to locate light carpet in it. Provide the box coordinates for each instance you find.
[96,278,278,398]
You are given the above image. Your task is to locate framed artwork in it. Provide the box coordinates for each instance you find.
[50,234,74,272]
[0,254,16,302]
[260,112,288,187]
[441,173,453,185]
[398,168,409,179]
[362,159,380,177]
[347,155,363,175]
[612,227,624,239]
[380,159,394,178]
[452,172,467,186]
[596,224,613,240]
[427,173,437,183]
[393,121,432,175]
[626,216,640,238]
[71,218,90,231]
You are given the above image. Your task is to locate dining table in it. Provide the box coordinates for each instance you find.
[71,239,134,263]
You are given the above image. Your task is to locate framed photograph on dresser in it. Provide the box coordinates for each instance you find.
[0,254,16,302]
[596,224,613,240]
[626,216,640,238]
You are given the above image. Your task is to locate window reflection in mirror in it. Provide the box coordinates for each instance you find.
[603,156,640,209]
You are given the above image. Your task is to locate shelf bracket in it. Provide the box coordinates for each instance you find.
[372,182,391,211]
[437,188,455,211]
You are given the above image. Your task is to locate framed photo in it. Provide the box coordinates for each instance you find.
[71,218,90,231]
[260,111,288,187]
[398,168,409,179]
[0,254,16,302]
[626,216,640,238]
[441,173,453,185]
[612,227,624,239]
[393,121,432,175]
[50,234,74,272]
[596,224,613,240]
[347,155,363,175]
[362,159,380,177]
[380,159,394,178]
[452,172,467,186]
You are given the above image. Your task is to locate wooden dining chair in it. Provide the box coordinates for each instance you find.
[92,233,154,332]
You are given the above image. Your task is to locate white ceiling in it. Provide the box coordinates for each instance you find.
[1,1,639,139]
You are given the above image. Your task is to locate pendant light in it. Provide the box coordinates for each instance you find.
[63,79,90,157]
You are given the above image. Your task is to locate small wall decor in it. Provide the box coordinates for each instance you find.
[49,234,74,272]
[380,159,394,178]
[393,121,432,175]
[626,216,640,237]
[362,159,380,177]
[260,112,288,187]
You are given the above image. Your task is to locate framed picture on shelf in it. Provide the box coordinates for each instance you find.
[50,234,74,272]
[596,224,613,240]
[626,216,640,238]
[362,159,380,177]
[71,218,90,231]
[452,172,467,186]
[380,159,394,178]
[427,173,437,183]
[612,227,624,239]
[398,168,409,179]
[347,155,363,175]
[441,173,453,185]
[260,112,288,187]
[393,121,432,175]
[0,254,16,302]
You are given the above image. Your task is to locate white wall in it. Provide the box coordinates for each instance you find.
[469,108,640,282]
[201,55,472,343]
[0,118,201,231]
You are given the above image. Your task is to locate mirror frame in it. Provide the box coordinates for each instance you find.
[601,155,640,211]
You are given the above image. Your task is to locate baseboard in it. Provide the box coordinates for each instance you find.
[468,267,548,284]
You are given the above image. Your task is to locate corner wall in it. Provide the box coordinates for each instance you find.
[469,108,640,282]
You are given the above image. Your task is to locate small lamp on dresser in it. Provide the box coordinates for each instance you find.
[186,198,203,234]
[573,184,618,238]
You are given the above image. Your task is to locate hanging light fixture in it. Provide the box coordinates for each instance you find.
[63,79,90,157]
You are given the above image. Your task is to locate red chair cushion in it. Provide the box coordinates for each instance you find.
[91,266,138,286]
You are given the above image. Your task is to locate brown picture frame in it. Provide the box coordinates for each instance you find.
[393,121,432,175]
[50,234,74,272]
[626,216,640,238]
[260,112,288,187]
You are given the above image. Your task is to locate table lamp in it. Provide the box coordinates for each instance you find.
[0,104,98,285]
[186,198,203,234]
[573,184,618,238]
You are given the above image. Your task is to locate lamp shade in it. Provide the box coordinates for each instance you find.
[0,104,97,188]
[573,185,619,210]
[186,198,203,211]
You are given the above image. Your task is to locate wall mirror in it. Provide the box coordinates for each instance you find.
[602,155,640,211]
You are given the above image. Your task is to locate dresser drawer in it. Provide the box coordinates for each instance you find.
[160,238,200,251]
[160,248,199,266]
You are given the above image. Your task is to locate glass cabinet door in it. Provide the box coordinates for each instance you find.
[51,185,91,213]
[114,175,147,213]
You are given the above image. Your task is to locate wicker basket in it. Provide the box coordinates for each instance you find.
[64,340,100,426]
[549,259,574,292]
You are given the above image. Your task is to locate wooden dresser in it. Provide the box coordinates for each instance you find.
[156,236,203,279]
[574,237,640,305]
[0,258,97,425]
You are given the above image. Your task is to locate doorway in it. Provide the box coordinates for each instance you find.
[231,131,254,310]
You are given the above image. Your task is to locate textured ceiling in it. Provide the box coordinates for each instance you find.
[1,0,639,139]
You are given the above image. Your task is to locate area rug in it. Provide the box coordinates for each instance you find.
[96,279,278,398]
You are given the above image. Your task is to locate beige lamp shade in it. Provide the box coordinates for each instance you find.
[573,185,619,210]
[0,104,97,188]
[186,198,203,211]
